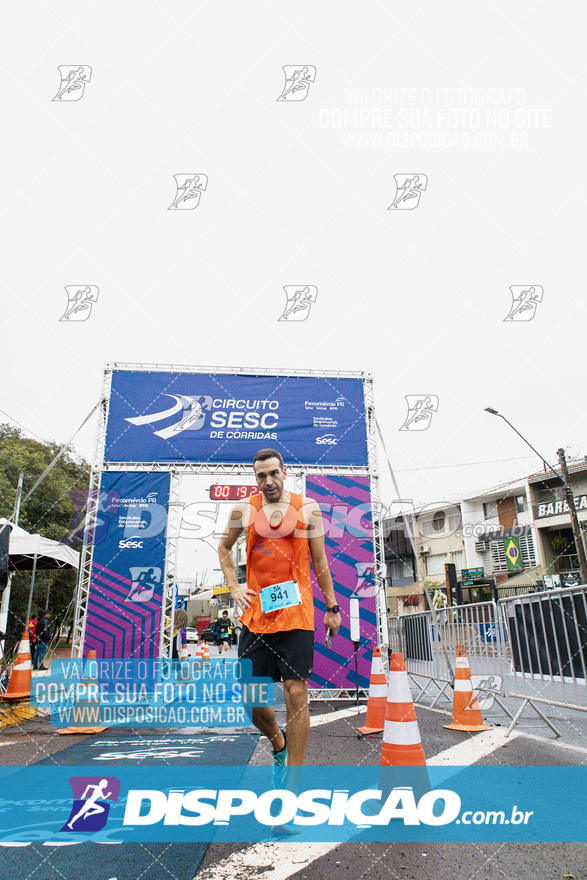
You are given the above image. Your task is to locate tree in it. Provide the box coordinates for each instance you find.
[0,424,90,635]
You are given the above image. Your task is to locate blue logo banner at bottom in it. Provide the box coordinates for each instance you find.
[0,766,584,844]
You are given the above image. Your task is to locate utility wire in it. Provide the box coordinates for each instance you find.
[0,409,46,443]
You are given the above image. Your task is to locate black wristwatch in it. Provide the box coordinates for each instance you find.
[327,605,340,614]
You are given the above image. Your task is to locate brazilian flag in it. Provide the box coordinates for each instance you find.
[504,537,523,570]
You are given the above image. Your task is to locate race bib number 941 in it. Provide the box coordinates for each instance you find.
[259,580,301,614]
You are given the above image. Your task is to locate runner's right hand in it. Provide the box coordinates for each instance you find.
[229,584,257,611]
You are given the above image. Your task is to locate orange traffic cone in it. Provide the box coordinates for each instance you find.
[194,643,203,659]
[444,645,491,733]
[201,641,210,661]
[0,628,33,701]
[181,643,188,660]
[58,649,108,735]
[357,645,387,736]
[380,653,426,766]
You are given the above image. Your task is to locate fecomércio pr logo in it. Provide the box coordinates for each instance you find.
[60,776,120,833]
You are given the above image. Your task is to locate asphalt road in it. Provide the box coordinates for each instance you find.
[194,701,587,880]
[2,654,587,880]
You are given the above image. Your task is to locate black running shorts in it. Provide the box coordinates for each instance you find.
[238,625,314,682]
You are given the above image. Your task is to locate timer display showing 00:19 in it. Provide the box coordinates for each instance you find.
[208,485,261,500]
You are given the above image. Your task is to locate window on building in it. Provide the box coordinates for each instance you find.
[433,512,445,532]
[483,501,498,520]
[451,551,465,572]
[425,553,448,576]
[515,494,527,513]
[448,513,461,533]
[388,558,414,581]
[421,520,433,537]
[421,512,447,536]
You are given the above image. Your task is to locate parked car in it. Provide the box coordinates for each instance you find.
[185,627,199,643]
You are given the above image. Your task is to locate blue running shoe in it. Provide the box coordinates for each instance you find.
[271,822,300,837]
[272,728,288,789]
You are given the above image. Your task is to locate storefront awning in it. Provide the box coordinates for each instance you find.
[498,565,545,587]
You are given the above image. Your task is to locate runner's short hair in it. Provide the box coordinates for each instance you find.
[253,448,284,470]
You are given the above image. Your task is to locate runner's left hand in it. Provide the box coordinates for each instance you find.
[324,610,341,637]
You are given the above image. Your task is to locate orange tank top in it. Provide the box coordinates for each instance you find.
[241,492,315,634]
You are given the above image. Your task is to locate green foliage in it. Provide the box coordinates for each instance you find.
[550,536,569,553]
[0,424,90,634]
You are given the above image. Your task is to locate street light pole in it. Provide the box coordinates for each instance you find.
[484,409,587,585]
[557,447,587,586]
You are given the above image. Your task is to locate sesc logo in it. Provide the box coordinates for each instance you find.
[119,537,144,550]
[316,434,338,445]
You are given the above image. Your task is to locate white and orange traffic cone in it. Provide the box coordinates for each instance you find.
[444,645,491,733]
[0,628,33,701]
[380,653,426,767]
[194,643,203,659]
[58,649,108,735]
[180,643,188,660]
[371,653,429,812]
[357,645,387,736]
[201,641,210,661]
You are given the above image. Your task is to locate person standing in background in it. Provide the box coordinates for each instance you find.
[27,613,37,668]
[34,611,51,670]
[172,607,189,659]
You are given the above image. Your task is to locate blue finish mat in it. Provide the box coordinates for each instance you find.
[0,842,209,880]
[0,731,260,879]
[36,730,260,766]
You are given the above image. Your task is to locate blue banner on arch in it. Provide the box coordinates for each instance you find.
[104,370,368,467]
[85,471,170,659]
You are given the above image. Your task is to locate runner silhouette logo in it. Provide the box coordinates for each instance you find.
[60,776,121,832]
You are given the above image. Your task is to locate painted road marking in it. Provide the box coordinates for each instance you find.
[196,713,517,879]
[310,706,365,727]
[196,842,336,880]
[428,727,520,765]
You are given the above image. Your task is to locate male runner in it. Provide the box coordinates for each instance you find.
[212,610,232,654]
[218,449,340,783]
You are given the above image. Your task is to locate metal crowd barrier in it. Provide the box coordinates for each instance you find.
[497,584,587,735]
[400,601,505,708]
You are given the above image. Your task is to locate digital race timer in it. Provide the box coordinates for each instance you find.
[208,485,261,500]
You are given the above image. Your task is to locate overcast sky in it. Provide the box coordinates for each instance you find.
[2,2,584,546]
